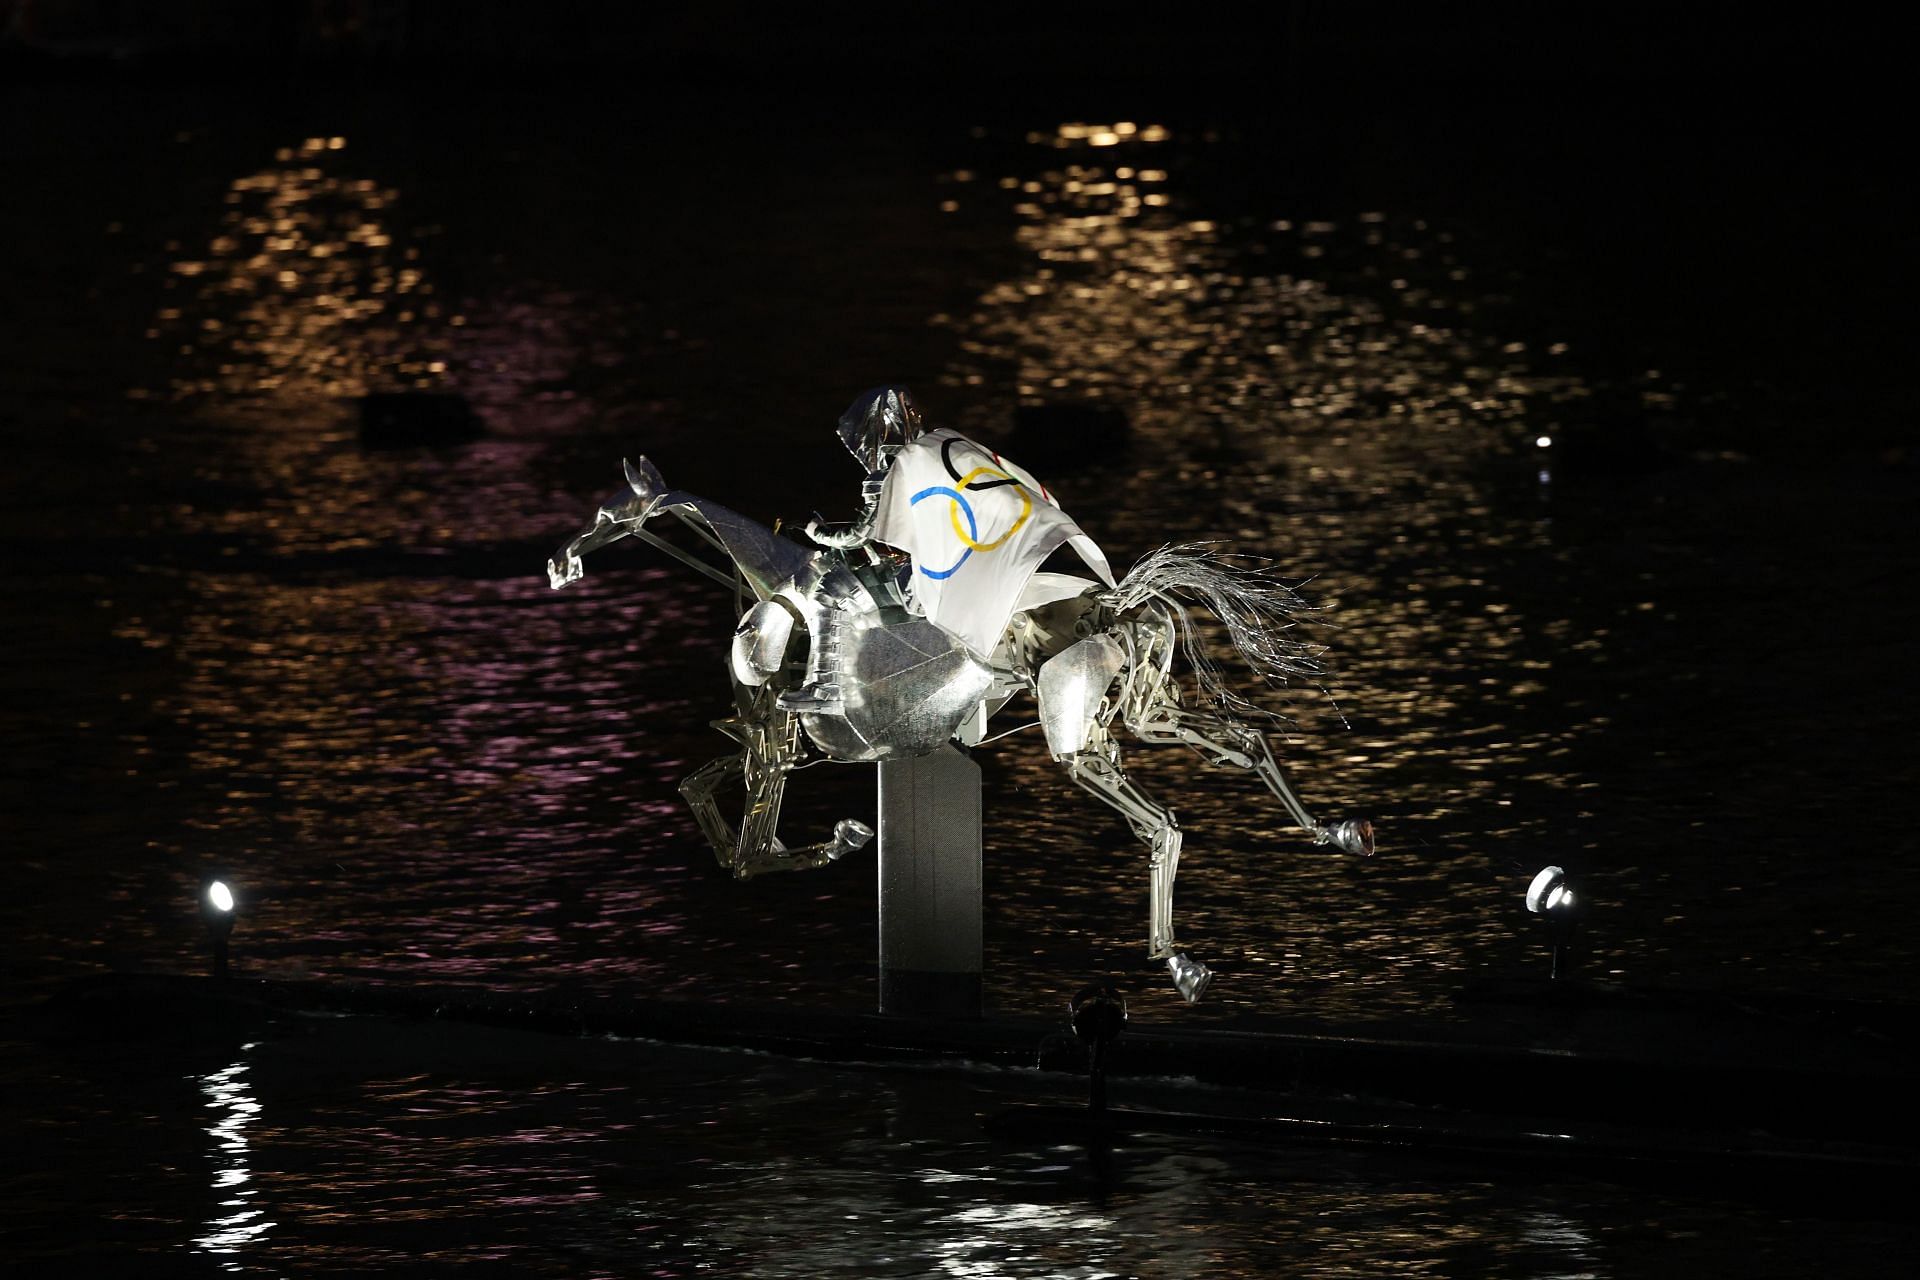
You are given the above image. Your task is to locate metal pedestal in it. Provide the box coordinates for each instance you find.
[877,745,983,1018]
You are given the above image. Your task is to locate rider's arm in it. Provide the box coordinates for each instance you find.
[804,469,888,549]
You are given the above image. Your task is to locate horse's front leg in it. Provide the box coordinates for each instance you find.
[679,747,747,865]
[679,705,873,879]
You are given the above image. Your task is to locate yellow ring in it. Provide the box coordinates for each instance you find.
[947,466,1032,551]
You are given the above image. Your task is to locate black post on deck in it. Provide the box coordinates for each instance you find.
[1070,984,1126,1117]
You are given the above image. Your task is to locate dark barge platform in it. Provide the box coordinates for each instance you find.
[35,971,1920,1216]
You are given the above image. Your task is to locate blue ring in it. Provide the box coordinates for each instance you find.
[909,485,977,579]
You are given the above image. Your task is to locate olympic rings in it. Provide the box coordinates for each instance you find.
[947,467,1032,551]
[908,461,1032,580]
[908,484,979,579]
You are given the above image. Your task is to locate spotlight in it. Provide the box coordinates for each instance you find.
[1069,983,1127,1116]
[1525,865,1571,914]
[201,877,237,979]
[1535,435,1554,450]
[1524,865,1579,979]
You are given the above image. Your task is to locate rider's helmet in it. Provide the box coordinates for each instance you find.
[836,386,924,473]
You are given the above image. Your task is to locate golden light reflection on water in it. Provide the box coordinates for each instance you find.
[132,138,600,560]
[150,136,448,402]
[939,123,1587,443]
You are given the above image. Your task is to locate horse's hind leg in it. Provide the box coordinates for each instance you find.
[1037,631,1212,1001]
[1127,700,1373,857]
[1060,749,1213,1003]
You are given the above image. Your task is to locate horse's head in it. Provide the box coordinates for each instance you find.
[548,455,671,589]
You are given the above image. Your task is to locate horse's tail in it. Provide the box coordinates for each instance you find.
[1099,542,1328,716]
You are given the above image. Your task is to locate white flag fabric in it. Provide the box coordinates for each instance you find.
[871,428,1115,656]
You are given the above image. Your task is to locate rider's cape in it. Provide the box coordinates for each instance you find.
[870,428,1115,656]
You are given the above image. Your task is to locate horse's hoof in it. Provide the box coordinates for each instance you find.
[827,818,874,861]
[547,555,583,590]
[1322,818,1374,857]
[1167,952,1212,1004]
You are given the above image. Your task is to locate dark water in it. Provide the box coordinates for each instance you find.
[3,67,1915,1273]
[11,1012,1914,1278]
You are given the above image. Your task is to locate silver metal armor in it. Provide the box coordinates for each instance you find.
[780,387,930,714]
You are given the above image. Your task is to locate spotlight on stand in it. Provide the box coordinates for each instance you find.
[1068,984,1126,1117]
[200,877,238,979]
[1524,864,1579,979]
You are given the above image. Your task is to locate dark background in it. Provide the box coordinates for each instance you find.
[7,1,1913,446]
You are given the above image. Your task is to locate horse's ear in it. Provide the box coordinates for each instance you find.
[624,456,667,503]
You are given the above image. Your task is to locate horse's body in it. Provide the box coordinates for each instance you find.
[549,453,1370,1002]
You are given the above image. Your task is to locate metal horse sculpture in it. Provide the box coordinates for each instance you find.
[548,418,1371,1003]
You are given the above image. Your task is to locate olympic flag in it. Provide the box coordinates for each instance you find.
[871,428,1115,656]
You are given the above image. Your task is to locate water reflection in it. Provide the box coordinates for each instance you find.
[938,121,1588,451]
[136,135,603,562]
[110,566,724,991]
[151,135,446,403]
[1519,1210,1601,1280]
[933,1199,1122,1278]
[8,1009,1908,1277]
[192,1051,272,1268]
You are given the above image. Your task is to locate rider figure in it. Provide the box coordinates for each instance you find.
[776,386,924,713]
